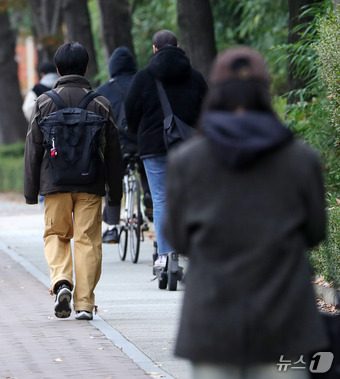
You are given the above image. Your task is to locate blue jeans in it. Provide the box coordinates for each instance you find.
[143,156,173,255]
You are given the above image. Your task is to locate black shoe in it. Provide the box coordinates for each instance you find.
[102,228,119,244]
[54,283,72,318]
[143,191,153,209]
[145,208,153,222]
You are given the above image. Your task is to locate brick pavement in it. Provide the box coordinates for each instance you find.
[0,250,148,379]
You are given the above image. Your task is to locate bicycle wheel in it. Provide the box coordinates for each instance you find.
[118,226,128,261]
[128,178,141,263]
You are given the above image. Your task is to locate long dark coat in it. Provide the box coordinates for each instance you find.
[164,112,328,365]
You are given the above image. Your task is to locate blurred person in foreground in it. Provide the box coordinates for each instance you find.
[164,46,329,379]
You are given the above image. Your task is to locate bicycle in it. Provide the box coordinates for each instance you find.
[118,153,149,263]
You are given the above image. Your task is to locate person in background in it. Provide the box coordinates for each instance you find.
[96,46,152,244]
[164,46,328,379]
[125,30,207,268]
[22,61,59,122]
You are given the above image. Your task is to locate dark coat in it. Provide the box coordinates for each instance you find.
[164,111,328,365]
[24,75,122,206]
[124,45,208,159]
[96,46,138,147]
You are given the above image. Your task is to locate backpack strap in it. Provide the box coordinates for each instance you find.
[45,90,67,110]
[77,91,100,109]
[45,90,100,110]
[155,79,173,118]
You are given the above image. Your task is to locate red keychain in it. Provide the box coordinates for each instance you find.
[50,137,57,157]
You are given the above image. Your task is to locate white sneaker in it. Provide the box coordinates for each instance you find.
[154,254,168,268]
[75,310,93,320]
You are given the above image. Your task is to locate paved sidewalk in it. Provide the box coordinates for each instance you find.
[0,193,188,379]
[0,250,148,379]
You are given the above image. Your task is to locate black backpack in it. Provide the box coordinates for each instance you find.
[39,90,106,186]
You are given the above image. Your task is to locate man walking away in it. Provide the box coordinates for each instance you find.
[24,42,122,320]
[125,30,207,269]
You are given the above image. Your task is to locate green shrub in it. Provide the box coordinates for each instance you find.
[0,141,25,158]
[279,95,340,285]
[309,195,340,284]
[0,142,25,193]
[283,96,340,196]
[0,157,23,193]
[315,9,340,138]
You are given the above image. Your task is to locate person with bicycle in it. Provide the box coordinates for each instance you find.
[96,46,153,244]
[125,30,207,268]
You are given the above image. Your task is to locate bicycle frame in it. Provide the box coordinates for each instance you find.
[118,155,146,263]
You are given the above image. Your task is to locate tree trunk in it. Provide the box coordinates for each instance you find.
[27,0,63,64]
[0,10,27,144]
[61,0,99,86]
[287,0,319,103]
[97,0,135,62]
[177,0,216,80]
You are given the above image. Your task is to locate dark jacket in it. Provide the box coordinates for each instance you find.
[165,111,328,365]
[125,45,208,159]
[96,46,137,148]
[24,75,122,206]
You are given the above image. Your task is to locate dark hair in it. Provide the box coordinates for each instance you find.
[203,79,274,114]
[54,42,89,76]
[38,61,56,75]
[152,30,177,49]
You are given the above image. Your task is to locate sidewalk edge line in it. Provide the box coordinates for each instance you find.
[90,316,174,378]
[0,240,174,379]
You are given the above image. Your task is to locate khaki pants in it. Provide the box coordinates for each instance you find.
[43,193,102,312]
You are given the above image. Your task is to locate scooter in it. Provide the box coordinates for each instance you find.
[152,241,184,291]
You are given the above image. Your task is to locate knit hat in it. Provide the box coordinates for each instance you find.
[209,46,270,85]
[38,61,57,75]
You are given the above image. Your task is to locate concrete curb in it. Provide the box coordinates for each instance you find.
[314,284,340,306]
